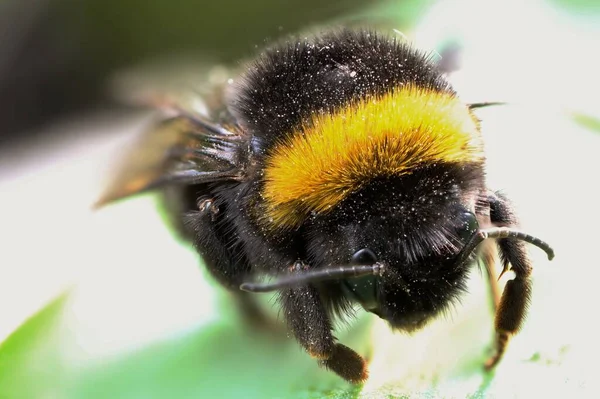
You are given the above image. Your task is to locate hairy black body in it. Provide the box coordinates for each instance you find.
[100,28,554,383]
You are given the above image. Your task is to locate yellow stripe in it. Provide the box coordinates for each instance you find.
[263,85,484,229]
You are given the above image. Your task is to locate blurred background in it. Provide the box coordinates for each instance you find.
[0,0,599,397]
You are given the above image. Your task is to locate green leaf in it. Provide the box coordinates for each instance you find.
[549,0,600,14]
[0,292,72,398]
[70,320,365,399]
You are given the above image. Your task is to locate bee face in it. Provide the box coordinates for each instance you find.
[308,179,481,330]
[362,211,478,332]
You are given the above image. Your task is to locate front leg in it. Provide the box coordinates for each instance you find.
[486,191,534,369]
[280,267,368,383]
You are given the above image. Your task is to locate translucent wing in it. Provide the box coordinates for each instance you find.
[95,56,251,207]
[95,96,248,208]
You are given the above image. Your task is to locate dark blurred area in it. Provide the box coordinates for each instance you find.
[0,0,398,145]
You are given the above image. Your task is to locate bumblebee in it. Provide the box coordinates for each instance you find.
[98,28,554,383]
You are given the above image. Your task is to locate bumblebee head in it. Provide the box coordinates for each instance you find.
[334,211,479,331]
[306,171,482,331]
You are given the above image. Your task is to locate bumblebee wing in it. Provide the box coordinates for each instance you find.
[95,105,248,208]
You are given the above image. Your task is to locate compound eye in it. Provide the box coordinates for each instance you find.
[345,248,379,310]
[457,211,479,242]
[351,248,378,265]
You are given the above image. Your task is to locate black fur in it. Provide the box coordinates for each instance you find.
[230,28,453,144]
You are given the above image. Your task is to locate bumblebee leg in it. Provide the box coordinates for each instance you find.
[485,192,533,369]
[280,283,368,383]
[280,284,334,358]
[185,198,274,329]
[185,198,251,289]
[318,343,369,384]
